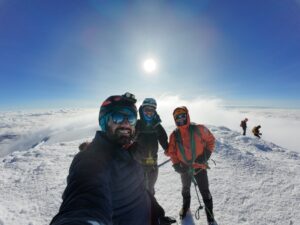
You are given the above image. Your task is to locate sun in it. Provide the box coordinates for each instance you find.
[143,58,157,73]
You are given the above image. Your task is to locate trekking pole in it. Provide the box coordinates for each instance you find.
[158,158,171,168]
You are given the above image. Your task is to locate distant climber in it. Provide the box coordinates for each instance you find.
[240,118,248,135]
[252,125,262,138]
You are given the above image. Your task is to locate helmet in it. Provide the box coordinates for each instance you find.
[99,92,137,131]
[141,98,157,109]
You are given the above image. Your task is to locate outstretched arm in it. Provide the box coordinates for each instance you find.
[165,133,180,164]
[51,148,112,225]
[156,124,169,151]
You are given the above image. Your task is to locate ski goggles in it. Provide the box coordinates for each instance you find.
[175,113,187,121]
[110,108,137,126]
[175,113,187,126]
[143,106,155,114]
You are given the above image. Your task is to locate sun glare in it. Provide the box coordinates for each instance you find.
[143,58,157,73]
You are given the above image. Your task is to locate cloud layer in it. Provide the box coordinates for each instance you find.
[153,95,300,152]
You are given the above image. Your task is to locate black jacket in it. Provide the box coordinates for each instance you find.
[50,131,151,225]
[241,120,247,129]
[135,112,168,166]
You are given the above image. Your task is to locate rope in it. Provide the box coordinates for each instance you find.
[192,178,203,220]
[191,172,218,224]
[210,158,216,166]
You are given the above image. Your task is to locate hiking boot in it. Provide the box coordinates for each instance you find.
[203,197,214,223]
[179,195,190,220]
[179,207,189,220]
[158,216,177,225]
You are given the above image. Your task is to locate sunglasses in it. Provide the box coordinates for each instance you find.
[110,110,137,126]
[143,107,155,113]
[175,113,187,121]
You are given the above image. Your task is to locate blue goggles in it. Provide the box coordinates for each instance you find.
[175,113,187,126]
[175,113,187,121]
[110,109,137,126]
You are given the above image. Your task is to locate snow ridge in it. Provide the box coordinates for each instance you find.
[0,125,299,225]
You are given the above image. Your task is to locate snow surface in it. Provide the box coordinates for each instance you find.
[0,108,299,225]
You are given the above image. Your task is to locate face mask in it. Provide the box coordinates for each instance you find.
[143,106,155,121]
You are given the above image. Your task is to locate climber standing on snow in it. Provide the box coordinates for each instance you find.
[165,106,217,225]
[135,98,168,195]
[240,118,248,136]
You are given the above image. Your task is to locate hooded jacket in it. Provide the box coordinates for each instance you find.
[50,131,151,225]
[134,106,168,166]
[166,107,215,169]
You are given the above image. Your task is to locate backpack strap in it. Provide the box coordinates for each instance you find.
[191,124,211,165]
[192,123,202,139]
[174,128,191,165]
[189,125,197,163]
[174,125,199,183]
[174,125,199,166]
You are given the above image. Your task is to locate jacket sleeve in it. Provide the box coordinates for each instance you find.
[156,124,169,150]
[51,150,112,225]
[165,132,180,164]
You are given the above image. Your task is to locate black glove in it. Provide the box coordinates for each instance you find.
[151,113,162,127]
[173,163,189,174]
[195,148,211,164]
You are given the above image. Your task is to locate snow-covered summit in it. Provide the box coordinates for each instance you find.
[0,121,299,225]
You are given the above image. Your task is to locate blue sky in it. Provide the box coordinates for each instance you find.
[1,0,300,110]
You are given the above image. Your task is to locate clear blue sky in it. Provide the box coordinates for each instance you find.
[1,0,300,110]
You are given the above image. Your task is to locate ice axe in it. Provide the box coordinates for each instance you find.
[158,158,171,168]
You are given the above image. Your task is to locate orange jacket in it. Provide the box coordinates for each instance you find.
[166,107,215,169]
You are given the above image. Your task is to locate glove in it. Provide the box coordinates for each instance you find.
[173,163,189,174]
[151,113,162,127]
[195,148,211,164]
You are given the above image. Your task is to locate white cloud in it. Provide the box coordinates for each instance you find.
[1,98,299,157]
[153,95,300,152]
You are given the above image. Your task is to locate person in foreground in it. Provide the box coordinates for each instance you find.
[135,98,169,195]
[50,92,175,225]
[165,106,218,225]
